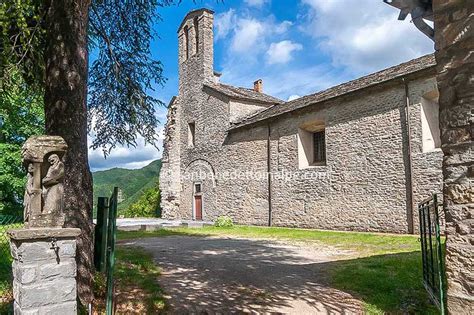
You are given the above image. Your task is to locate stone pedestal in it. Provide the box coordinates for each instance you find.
[8,228,81,315]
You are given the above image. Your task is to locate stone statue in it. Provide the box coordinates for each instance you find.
[10,135,80,315]
[21,136,68,228]
[42,154,65,217]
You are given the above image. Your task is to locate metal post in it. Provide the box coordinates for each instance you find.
[94,197,109,272]
[418,203,427,283]
[426,198,435,288]
[106,187,118,315]
[433,194,446,314]
[424,204,430,283]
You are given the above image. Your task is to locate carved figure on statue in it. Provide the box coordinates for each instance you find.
[42,154,65,216]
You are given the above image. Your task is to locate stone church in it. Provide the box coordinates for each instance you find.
[159,8,443,233]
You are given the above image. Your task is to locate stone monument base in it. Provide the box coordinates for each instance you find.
[8,228,81,315]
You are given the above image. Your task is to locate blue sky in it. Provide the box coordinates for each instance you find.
[88,0,434,171]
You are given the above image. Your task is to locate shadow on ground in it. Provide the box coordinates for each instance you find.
[121,235,436,314]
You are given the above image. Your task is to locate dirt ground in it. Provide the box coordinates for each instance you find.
[121,235,364,314]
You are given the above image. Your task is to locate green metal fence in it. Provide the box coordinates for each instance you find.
[0,215,23,313]
[94,187,118,315]
[418,194,446,314]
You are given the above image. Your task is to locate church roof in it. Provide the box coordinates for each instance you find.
[204,82,283,105]
[229,54,436,131]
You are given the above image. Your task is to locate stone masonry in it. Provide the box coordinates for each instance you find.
[8,228,80,314]
[160,8,444,234]
[433,0,474,313]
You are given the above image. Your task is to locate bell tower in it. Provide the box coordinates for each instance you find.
[177,8,214,94]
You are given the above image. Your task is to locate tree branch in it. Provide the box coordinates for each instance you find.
[89,4,121,76]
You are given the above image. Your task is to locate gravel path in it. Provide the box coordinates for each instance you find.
[121,236,363,314]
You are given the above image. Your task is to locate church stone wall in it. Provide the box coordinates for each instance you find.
[229,100,269,124]
[253,76,442,233]
[160,98,181,220]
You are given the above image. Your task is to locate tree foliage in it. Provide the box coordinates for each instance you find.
[0,71,44,215]
[1,0,175,154]
[0,0,45,90]
[123,183,161,218]
[88,1,169,154]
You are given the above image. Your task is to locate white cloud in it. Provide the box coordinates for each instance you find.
[266,40,303,64]
[215,9,236,40]
[231,18,266,53]
[215,9,347,101]
[300,0,434,74]
[244,0,270,8]
[88,128,163,172]
[214,10,293,55]
[288,94,300,101]
[274,20,293,34]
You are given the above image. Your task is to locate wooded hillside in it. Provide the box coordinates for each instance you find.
[92,159,161,215]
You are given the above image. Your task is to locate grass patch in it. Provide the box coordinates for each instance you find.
[0,251,12,315]
[93,246,165,314]
[118,225,420,256]
[329,252,438,314]
[0,223,22,314]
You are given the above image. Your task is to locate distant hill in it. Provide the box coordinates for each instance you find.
[92,159,161,214]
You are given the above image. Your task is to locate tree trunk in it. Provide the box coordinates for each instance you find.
[433,0,473,313]
[44,0,93,305]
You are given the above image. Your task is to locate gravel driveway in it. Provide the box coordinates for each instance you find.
[121,236,363,314]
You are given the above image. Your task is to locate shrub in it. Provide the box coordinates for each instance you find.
[122,183,161,218]
[214,216,233,227]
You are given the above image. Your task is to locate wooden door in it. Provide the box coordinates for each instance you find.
[194,195,202,220]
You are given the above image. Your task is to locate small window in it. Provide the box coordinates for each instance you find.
[188,122,195,147]
[194,183,201,194]
[313,130,326,164]
[184,25,189,60]
[193,17,199,55]
[298,123,326,169]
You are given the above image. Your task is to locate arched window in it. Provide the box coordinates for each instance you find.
[184,25,189,60]
[193,17,199,55]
